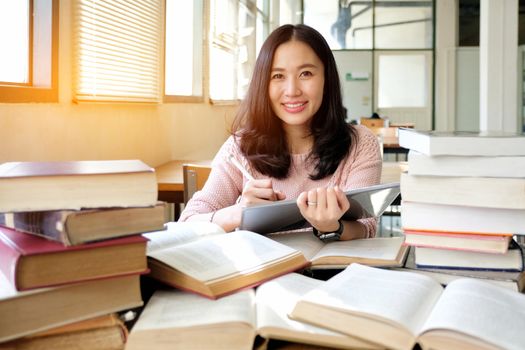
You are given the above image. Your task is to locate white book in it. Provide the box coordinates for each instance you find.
[291,264,525,350]
[414,246,523,271]
[126,273,380,350]
[401,201,525,235]
[392,246,525,292]
[398,128,525,156]
[400,172,525,210]
[407,150,525,178]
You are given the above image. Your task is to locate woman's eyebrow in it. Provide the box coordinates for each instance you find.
[270,63,319,72]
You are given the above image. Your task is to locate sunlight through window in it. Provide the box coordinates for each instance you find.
[165,0,203,97]
[0,0,29,84]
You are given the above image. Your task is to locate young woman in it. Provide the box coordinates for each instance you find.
[179,24,382,240]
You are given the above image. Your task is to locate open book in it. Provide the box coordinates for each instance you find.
[268,229,408,268]
[126,273,380,350]
[144,222,309,299]
[291,264,525,350]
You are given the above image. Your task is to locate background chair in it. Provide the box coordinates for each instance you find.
[183,163,212,204]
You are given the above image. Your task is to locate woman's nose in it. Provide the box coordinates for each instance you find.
[284,78,301,96]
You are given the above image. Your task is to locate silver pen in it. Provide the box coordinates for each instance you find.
[228,154,255,180]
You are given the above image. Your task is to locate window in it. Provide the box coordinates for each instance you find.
[164,0,203,102]
[304,0,373,49]
[374,0,433,49]
[73,0,163,103]
[209,0,269,102]
[304,0,433,50]
[0,0,58,103]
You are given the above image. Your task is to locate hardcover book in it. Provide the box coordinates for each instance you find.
[414,244,523,271]
[144,222,309,299]
[126,273,380,350]
[398,128,525,156]
[403,229,511,254]
[407,150,525,178]
[291,264,525,350]
[401,201,525,235]
[0,202,166,246]
[0,159,158,212]
[392,246,525,292]
[0,273,142,343]
[0,313,128,350]
[401,172,525,210]
[0,226,148,290]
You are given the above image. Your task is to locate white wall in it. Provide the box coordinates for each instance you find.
[332,50,373,122]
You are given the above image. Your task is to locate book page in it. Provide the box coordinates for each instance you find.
[299,264,444,335]
[313,236,405,262]
[267,229,324,261]
[149,230,300,282]
[145,222,225,254]
[256,273,338,334]
[132,289,255,331]
[420,278,525,350]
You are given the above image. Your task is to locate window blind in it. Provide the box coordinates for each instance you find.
[74,0,162,103]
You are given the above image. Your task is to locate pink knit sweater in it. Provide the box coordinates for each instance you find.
[179,125,383,237]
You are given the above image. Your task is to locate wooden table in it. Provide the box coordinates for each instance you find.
[380,161,407,184]
[155,160,211,220]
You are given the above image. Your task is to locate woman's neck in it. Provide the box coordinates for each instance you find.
[284,125,313,155]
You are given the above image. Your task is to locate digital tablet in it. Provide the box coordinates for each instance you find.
[239,182,400,234]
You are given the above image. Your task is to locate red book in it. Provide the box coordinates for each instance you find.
[0,226,148,291]
[403,229,512,254]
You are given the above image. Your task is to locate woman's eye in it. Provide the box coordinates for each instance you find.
[300,71,313,77]
[271,73,284,80]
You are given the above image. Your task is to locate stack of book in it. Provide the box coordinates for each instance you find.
[0,159,166,346]
[397,129,525,291]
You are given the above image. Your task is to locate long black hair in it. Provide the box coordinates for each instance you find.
[232,24,356,180]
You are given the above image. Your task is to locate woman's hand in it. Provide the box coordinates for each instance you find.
[212,179,285,232]
[296,186,350,232]
[238,179,286,206]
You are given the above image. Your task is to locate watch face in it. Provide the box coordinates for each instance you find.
[318,232,341,243]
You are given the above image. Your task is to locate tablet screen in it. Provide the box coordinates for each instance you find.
[240,182,400,234]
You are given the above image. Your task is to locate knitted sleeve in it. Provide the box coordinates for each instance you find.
[178,136,246,221]
[334,125,383,237]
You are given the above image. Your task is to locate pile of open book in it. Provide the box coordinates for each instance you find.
[124,221,525,350]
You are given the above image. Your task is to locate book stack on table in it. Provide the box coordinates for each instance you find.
[397,128,525,291]
[0,160,166,347]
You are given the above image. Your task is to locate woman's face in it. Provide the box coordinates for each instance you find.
[268,40,325,133]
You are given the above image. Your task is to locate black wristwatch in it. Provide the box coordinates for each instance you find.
[312,220,344,243]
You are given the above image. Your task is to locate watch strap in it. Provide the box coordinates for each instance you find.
[312,220,344,243]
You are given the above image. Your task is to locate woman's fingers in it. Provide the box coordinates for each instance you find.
[241,178,285,205]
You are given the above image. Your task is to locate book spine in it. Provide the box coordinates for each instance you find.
[0,229,22,288]
[12,212,68,244]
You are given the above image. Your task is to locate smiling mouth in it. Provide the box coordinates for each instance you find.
[283,102,306,108]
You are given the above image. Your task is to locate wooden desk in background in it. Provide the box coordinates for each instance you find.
[155,160,211,221]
